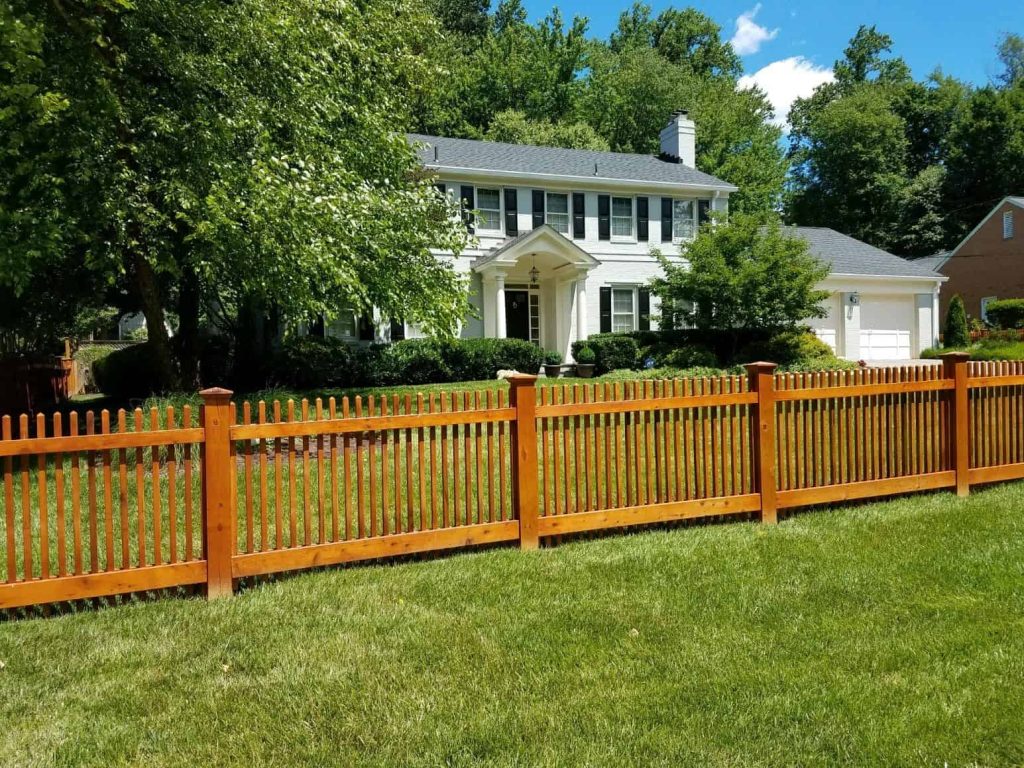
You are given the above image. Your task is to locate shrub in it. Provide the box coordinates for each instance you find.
[575,345,596,364]
[984,299,1024,330]
[544,350,562,365]
[453,338,545,378]
[92,343,170,399]
[270,336,355,389]
[970,341,1024,361]
[375,340,449,386]
[944,295,969,347]
[659,345,718,369]
[736,329,834,366]
[600,366,725,381]
[571,334,639,374]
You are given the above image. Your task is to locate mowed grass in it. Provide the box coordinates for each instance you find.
[2,483,1024,766]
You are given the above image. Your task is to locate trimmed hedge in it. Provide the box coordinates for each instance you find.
[570,334,640,374]
[92,343,169,399]
[269,336,544,390]
[984,299,1024,330]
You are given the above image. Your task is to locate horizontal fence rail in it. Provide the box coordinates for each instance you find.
[4,351,1024,612]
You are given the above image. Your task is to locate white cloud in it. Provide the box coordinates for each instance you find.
[738,56,835,129]
[729,5,779,56]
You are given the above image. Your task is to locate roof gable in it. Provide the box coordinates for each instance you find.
[408,134,737,191]
[950,195,1024,257]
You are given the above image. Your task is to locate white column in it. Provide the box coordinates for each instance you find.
[495,273,506,339]
[575,277,587,344]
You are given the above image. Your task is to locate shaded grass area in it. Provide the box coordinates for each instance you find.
[2,483,1024,766]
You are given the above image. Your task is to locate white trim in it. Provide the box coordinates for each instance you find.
[545,191,571,235]
[610,195,635,242]
[1004,210,1015,240]
[474,186,503,235]
[424,165,738,193]
[829,272,948,284]
[950,196,1024,257]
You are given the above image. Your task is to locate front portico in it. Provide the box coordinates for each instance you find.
[473,225,598,362]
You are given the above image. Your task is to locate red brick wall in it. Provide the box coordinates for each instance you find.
[940,201,1024,322]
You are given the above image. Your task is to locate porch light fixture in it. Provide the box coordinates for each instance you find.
[529,254,539,285]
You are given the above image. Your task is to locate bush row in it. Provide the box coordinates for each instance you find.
[571,328,839,374]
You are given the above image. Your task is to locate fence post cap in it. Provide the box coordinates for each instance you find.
[744,361,778,374]
[507,374,538,386]
[939,351,970,362]
[199,386,234,401]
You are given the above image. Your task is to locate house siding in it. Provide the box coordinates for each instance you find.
[940,200,1024,321]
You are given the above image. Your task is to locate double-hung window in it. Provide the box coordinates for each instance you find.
[612,288,636,333]
[673,199,696,241]
[611,197,634,239]
[546,193,570,233]
[326,310,357,340]
[476,188,502,233]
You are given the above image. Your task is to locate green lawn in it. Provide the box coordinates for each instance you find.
[3,484,1024,766]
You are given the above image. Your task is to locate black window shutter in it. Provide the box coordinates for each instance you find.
[637,197,649,242]
[598,195,610,241]
[504,188,518,236]
[599,287,612,333]
[661,198,673,242]
[637,288,651,331]
[698,199,711,226]
[460,185,475,233]
[358,315,375,342]
[532,190,545,229]
[572,193,585,239]
[310,315,326,338]
[389,318,405,342]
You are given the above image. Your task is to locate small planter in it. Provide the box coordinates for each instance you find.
[544,364,563,378]
[575,363,595,378]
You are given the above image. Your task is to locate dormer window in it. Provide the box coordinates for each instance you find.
[476,188,502,232]
[1005,211,1014,240]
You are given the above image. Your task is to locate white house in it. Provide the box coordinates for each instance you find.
[329,112,945,362]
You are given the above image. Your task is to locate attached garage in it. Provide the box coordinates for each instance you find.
[788,227,946,361]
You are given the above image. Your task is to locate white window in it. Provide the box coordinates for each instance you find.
[612,288,636,333]
[1004,211,1014,240]
[611,197,634,239]
[981,296,997,323]
[673,199,696,241]
[326,310,357,340]
[476,188,501,232]
[546,193,569,233]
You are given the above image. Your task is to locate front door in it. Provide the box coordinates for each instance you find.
[505,290,530,341]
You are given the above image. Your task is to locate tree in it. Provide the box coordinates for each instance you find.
[485,110,609,150]
[1,0,472,387]
[997,33,1024,87]
[944,295,969,347]
[651,214,830,355]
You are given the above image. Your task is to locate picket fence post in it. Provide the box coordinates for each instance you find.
[746,362,779,524]
[941,352,971,497]
[200,387,235,598]
[508,375,539,549]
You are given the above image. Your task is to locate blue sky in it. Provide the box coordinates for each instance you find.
[521,0,1019,126]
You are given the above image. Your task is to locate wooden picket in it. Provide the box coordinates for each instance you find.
[4,352,1024,612]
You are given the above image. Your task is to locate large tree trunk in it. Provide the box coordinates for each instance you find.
[131,252,177,391]
[232,293,274,391]
[176,264,201,390]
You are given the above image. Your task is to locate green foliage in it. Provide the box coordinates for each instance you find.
[93,343,171,399]
[658,345,718,369]
[651,215,830,351]
[571,334,639,374]
[544,349,563,365]
[599,365,725,381]
[736,329,836,367]
[944,295,970,347]
[266,336,544,391]
[485,110,609,150]
[983,299,1024,330]
[574,345,596,364]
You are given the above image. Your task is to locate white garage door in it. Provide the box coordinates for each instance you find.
[859,296,914,361]
[807,293,842,354]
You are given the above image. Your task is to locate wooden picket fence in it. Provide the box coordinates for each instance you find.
[2,352,1023,611]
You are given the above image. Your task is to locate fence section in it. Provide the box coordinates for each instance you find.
[7,352,1024,611]
[0,406,206,609]
[226,387,520,580]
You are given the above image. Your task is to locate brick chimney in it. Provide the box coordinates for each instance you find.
[659,110,696,167]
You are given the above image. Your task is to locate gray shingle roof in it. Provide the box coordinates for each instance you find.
[785,227,944,279]
[408,134,737,191]
[904,252,950,273]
